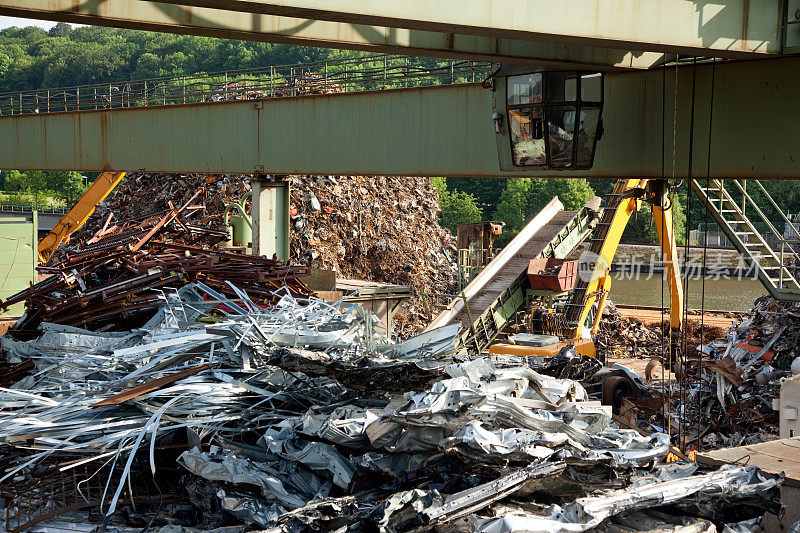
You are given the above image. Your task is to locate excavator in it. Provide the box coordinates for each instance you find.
[487,178,684,403]
[37,171,126,263]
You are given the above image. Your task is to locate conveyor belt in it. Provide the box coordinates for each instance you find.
[427,196,601,353]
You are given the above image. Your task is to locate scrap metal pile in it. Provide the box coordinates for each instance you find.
[676,296,800,449]
[1,187,309,332]
[289,175,456,331]
[595,315,664,360]
[74,172,456,333]
[0,285,784,532]
[598,297,800,451]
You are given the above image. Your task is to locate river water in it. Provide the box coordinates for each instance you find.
[608,272,767,311]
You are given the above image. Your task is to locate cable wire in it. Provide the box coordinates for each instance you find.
[697,57,717,453]
[680,57,699,449]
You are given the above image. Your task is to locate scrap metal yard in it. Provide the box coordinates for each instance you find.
[2,2,800,532]
[0,171,795,532]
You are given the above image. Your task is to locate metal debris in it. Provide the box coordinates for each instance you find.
[0,285,783,531]
[70,172,457,336]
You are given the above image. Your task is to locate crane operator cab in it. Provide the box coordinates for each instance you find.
[488,67,604,171]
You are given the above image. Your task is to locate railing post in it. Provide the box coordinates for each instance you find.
[451,61,454,84]
[182,77,186,104]
[344,64,348,92]
[76,87,80,110]
[108,84,112,108]
[404,57,408,88]
[270,66,274,97]
[94,87,97,110]
[144,80,148,106]
[290,67,295,96]
[18,92,22,114]
[224,72,228,100]
[742,180,746,217]
[63,91,67,112]
[383,55,387,89]
[47,89,50,113]
[324,61,328,90]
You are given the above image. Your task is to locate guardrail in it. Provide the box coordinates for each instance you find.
[0,54,491,116]
[0,203,69,215]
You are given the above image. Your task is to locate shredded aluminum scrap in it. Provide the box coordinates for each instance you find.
[0,285,783,532]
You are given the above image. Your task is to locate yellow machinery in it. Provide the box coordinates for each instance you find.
[37,171,126,263]
[489,178,684,362]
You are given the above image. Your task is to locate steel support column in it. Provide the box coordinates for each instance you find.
[251,175,289,260]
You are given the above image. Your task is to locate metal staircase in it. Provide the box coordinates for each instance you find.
[690,179,800,301]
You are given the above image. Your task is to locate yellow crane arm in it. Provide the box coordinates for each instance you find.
[567,178,683,339]
[652,187,684,333]
[37,171,126,262]
[569,178,646,338]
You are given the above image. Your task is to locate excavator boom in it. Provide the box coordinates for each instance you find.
[37,171,126,263]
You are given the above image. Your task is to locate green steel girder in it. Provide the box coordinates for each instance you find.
[0,0,664,69]
[153,0,788,58]
[3,56,800,179]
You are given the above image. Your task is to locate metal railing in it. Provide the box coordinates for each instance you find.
[0,54,491,116]
[0,203,69,215]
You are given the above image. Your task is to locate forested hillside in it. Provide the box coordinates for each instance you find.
[0,22,333,91]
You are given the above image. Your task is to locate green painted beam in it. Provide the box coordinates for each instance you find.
[2,57,800,178]
[135,0,787,57]
[0,0,664,69]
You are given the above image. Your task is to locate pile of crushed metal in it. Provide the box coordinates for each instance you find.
[290,175,456,333]
[0,282,783,532]
[596,298,800,450]
[2,186,309,333]
[74,172,456,333]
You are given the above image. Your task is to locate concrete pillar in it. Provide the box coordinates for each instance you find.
[251,175,289,261]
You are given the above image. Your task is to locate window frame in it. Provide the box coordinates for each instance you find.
[505,71,603,170]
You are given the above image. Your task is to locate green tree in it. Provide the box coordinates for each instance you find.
[46,171,87,204]
[492,178,595,246]
[48,23,72,38]
[432,178,482,234]
[2,170,86,206]
[493,178,531,244]
[446,177,507,217]
[526,178,595,213]
[430,176,447,196]
[3,170,50,205]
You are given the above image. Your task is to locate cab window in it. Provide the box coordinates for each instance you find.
[505,71,602,169]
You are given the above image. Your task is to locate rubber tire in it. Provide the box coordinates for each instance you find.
[602,375,636,415]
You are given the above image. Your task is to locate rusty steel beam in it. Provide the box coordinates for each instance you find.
[0,0,666,69]
[1,57,800,178]
[144,0,786,58]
